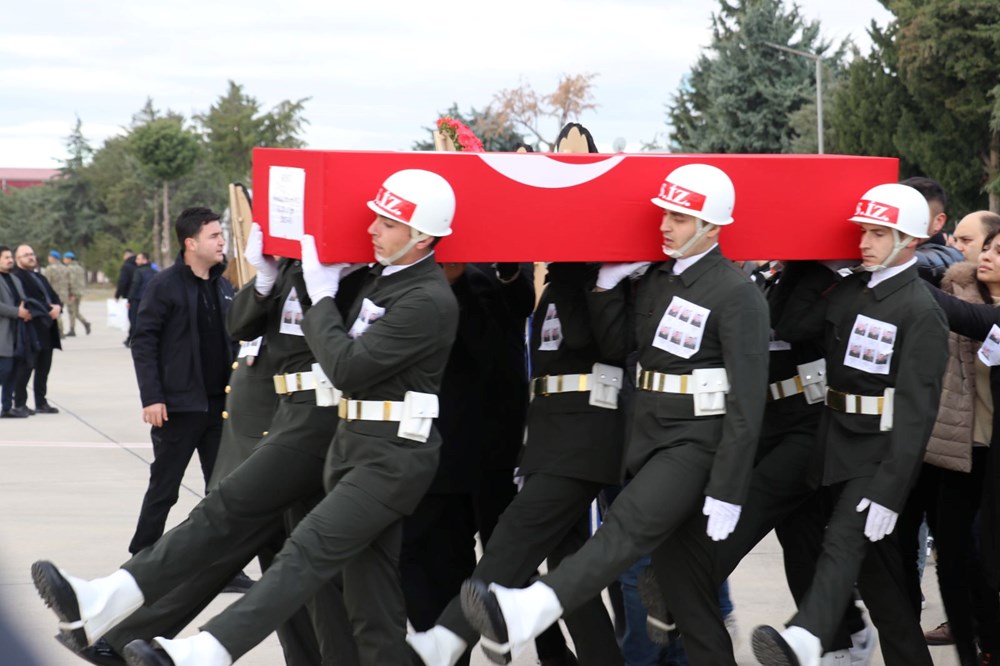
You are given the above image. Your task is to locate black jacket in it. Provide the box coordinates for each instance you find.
[11,267,62,352]
[131,253,236,411]
[128,265,155,303]
[115,256,137,300]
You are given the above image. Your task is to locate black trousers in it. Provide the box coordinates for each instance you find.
[791,478,933,666]
[657,413,866,664]
[935,447,1000,664]
[438,473,623,666]
[128,405,222,554]
[895,462,940,618]
[402,493,478,666]
[13,345,53,408]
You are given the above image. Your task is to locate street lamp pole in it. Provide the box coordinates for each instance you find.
[764,42,824,154]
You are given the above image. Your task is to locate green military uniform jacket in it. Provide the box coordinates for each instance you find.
[220,260,354,464]
[780,263,948,512]
[66,261,87,297]
[519,264,627,486]
[302,256,459,515]
[821,266,946,512]
[589,247,769,505]
[42,263,70,303]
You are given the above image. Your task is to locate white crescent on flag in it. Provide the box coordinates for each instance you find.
[476,154,627,189]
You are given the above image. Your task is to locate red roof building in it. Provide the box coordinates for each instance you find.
[0,168,60,193]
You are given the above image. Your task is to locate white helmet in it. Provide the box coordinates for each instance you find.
[848,183,930,239]
[848,183,930,272]
[650,163,735,226]
[366,169,455,238]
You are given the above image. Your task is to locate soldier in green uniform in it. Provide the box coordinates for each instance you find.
[42,250,69,337]
[641,260,874,664]
[32,168,460,666]
[459,163,769,664]
[62,251,91,336]
[750,183,948,666]
[407,260,627,666]
[52,225,362,666]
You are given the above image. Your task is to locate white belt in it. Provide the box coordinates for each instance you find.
[637,369,693,394]
[768,375,805,401]
[530,373,591,398]
[273,371,318,395]
[338,398,405,422]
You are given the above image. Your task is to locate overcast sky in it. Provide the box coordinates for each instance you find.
[1,0,893,168]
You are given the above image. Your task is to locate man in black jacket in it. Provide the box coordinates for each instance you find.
[128,207,236,555]
[117,249,137,346]
[126,253,155,347]
[11,244,62,415]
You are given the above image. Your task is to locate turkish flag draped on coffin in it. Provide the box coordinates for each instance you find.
[252,148,899,263]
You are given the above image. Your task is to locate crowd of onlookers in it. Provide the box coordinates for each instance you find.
[0,244,88,418]
[0,246,158,417]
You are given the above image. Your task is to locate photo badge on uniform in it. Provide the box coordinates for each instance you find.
[652,296,710,359]
[978,324,1000,366]
[279,287,305,336]
[237,336,263,358]
[539,303,563,351]
[348,297,386,338]
[844,313,895,375]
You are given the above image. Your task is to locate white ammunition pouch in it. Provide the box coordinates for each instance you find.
[588,363,624,410]
[691,368,729,416]
[880,387,894,432]
[398,391,439,443]
[797,359,827,405]
[311,363,341,407]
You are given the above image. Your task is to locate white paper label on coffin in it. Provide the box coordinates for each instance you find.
[476,154,627,189]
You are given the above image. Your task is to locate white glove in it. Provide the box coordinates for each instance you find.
[703,496,741,541]
[856,498,898,542]
[245,223,279,296]
[300,235,348,303]
[596,262,651,290]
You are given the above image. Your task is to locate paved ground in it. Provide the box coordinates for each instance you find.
[0,296,962,664]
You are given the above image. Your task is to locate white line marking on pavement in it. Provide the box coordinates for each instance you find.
[0,441,152,449]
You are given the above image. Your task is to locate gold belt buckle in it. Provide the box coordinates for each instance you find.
[337,398,348,420]
[826,389,846,412]
[639,371,652,391]
[273,374,289,395]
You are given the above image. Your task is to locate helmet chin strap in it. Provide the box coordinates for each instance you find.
[376,227,430,267]
[857,229,912,273]
[664,219,711,259]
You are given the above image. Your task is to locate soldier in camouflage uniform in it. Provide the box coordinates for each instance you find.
[62,251,91,336]
[42,250,69,337]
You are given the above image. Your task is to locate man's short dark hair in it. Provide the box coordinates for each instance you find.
[137,252,150,262]
[0,245,10,257]
[175,207,221,248]
[900,176,948,211]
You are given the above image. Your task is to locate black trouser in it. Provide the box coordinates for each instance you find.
[128,404,223,554]
[13,345,53,408]
[935,447,1000,665]
[791,478,933,666]
[657,421,865,665]
[474,466,570,661]
[127,299,139,342]
[0,356,15,412]
[895,462,940,617]
[403,493,478,666]
[438,473,623,666]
